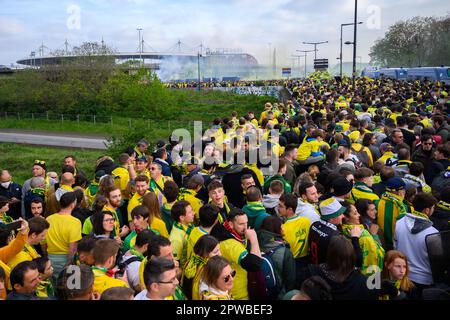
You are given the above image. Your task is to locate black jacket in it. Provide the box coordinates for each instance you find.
[426,159,450,185]
[0,182,22,220]
[431,202,450,232]
[400,128,416,150]
[220,165,262,209]
[297,264,378,300]
[95,159,118,175]
[372,182,387,198]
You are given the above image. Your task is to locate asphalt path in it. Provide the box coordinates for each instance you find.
[0,129,108,150]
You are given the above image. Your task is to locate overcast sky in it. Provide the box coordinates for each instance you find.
[1,0,449,67]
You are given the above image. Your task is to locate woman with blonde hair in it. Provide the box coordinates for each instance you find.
[382,250,418,299]
[142,192,169,238]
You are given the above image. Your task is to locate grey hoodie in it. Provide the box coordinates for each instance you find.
[394,213,438,285]
[262,194,280,211]
[296,199,320,224]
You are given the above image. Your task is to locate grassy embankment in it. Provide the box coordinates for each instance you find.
[0,90,276,183]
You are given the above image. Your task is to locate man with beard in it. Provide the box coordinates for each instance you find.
[210,208,263,300]
[82,187,129,239]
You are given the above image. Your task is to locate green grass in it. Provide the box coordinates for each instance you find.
[0,143,103,185]
[0,91,277,176]
[0,116,194,138]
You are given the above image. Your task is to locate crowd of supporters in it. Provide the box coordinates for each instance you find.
[0,76,449,300]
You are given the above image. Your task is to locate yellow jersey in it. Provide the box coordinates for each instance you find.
[282,215,311,259]
[45,214,82,255]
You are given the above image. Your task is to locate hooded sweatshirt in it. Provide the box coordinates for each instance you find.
[262,194,280,215]
[296,199,320,224]
[242,201,270,231]
[394,211,438,285]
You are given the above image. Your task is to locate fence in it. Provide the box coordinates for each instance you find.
[0,111,202,131]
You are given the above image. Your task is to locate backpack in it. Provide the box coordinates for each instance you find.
[117,256,141,275]
[260,245,284,299]
[350,145,369,168]
[248,245,283,300]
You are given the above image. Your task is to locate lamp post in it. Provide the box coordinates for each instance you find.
[137,28,143,66]
[297,50,314,78]
[292,54,305,78]
[352,0,358,88]
[197,53,201,91]
[356,56,362,73]
[340,22,363,78]
[302,41,328,61]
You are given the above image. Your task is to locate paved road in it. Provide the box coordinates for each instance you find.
[0,130,108,150]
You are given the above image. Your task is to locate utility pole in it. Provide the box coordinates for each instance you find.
[64,39,69,55]
[297,49,314,78]
[356,56,362,73]
[137,28,143,66]
[340,22,363,78]
[291,54,305,78]
[352,0,358,89]
[302,41,328,60]
[197,52,201,91]
[141,38,145,65]
[272,47,277,77]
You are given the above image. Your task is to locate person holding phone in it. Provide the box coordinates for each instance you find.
[0,196,13,225]
[0,218,30,298]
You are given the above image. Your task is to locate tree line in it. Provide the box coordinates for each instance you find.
[369,14,450,68]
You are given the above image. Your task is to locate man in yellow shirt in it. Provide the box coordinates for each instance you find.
[186,204,219,261]
[210,208,263,300]
[350,168,380,204]
[42,192,82,283]
[169,200,195,270]
[91,239,129,295]
[135,156,150,179]
[177,174,204,222]
[127,174,150,224]
[134,139,149,158]
[296,129,325,165]
[8,216,50,270]
[278,193,311,271]
[111,153,134,202]
[83,187,130,239]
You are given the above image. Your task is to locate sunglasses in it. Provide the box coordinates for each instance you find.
[224,270,236,283]
[34,160,46,165]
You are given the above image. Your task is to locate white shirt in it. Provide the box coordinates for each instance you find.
[134,289,152,300]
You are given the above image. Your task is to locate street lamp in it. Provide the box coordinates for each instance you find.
[296,49,314,78]
[352,0,359,88]
[302,41,328,60]
[356,56,362,73]
[292,54,305,78]
[137,28,143,66]
[340,21,362,78]
[197,53,202,91]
